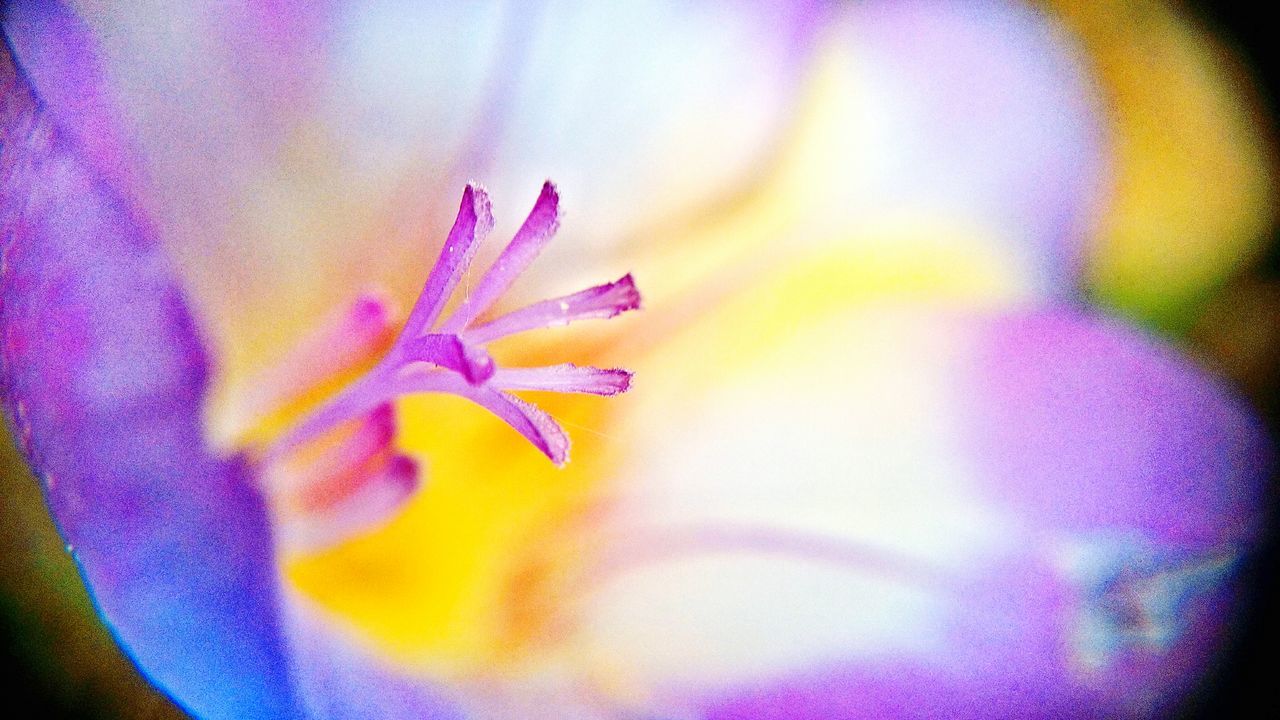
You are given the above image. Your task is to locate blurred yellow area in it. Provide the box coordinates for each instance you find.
[1050,0,1276,331]
[285,390,623,674]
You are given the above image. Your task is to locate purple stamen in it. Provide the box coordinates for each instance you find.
[465,274,640,344]
[265,403,397,497]
[439,181,561,334]
[224,289,398,441]
[278,453,421,552]
[401,183,494,338]
[400,334,496,385]
[265,183,637,466]
[492,364,633,396]
[429,377,572,466]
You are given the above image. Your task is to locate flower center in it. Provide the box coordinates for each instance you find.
[223,182,639,671]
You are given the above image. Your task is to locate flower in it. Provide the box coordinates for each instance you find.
[2,1,1275,719]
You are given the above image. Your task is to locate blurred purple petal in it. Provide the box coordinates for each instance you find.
[969,310,1267,545]
[1,47,299,719]
[1,0,140,199]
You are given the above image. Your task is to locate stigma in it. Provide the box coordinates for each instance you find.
[234,182,639,551]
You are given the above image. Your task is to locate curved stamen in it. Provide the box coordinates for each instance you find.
[264,182,639,468]
[250,183,638,547]
[465,273,640,345]
[440,181,561,334]
[492,364,633,396]
[400,333,496,384]
[402,183,494,337]
[277,453,421,553]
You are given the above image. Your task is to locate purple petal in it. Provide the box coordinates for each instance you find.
[1,50,299,719]
[440,181,560,333]
[967,309,1268,546]
[492,364,633,396]
[402,183,494,336]
[1,0,139,199]
[465,273,641,344]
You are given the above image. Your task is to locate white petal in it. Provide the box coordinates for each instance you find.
[576,308,1026,710]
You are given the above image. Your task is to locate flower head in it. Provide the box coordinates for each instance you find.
[2,1,1277,719]
[251,181,639,551]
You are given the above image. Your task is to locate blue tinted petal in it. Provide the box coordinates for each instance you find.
[1,46,300,720]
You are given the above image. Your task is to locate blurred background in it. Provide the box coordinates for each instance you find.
[2,1,1278,718]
